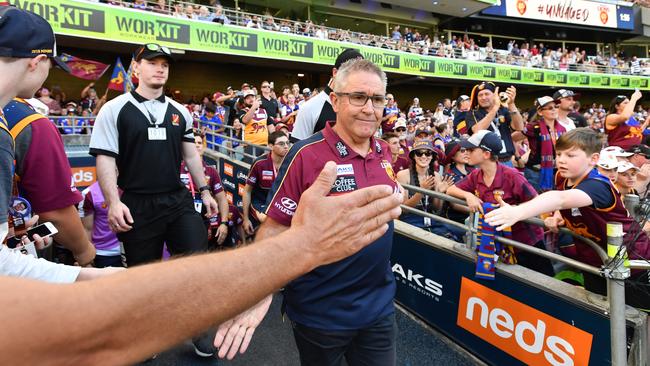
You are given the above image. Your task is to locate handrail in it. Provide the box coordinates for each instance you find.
[401,182,613,269]
[94,0,650,77]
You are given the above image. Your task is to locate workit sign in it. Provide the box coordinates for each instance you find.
[10,0,105,33]
[457,277,593,366]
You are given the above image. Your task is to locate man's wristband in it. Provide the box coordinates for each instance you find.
[509,110,520,115]
[199,185,210,194]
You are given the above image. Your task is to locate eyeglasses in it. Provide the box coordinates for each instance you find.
[541,105,558,111]
[274,141,290,147]
[395,127,406,132]
[414,150,433,157]
[386,97,394,100]
[335,92,386,108]
[261,85,271,88]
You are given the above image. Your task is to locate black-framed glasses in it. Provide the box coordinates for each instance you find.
[335,92,386,108]
[541,105,558,111]
[261,85,271,88]
[414,150,433,157]
[395,127,406,132]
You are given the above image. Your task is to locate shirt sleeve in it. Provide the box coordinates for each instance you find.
[246,160,259,186]
[454,171,475,193]
[89,101,119,157]
[207,167,223,194]
[0,245,80,283]
[180,107,194,142]
[264,152,306,227]
[0,131,14,223]
[291,98,318,140]
[575,179,615,209]
[17,121,82,213]
[81,190,94,217]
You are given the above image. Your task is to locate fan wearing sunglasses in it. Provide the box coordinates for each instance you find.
[396,140,462,241]
[522,96,567,192]
[605,90,650,150]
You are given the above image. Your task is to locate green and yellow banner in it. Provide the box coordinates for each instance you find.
[11,0,649,90]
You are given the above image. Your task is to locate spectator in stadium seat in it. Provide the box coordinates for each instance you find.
[524,96,567,192]
[0,7,96,267]
[453,94,471,136]
[197,6,215,22]
[292,48,363,140]
[464,81,524,166]
[447,130,554,276]
[237,90,271,161]
[37,87,62,115]
[605,90,649,150]
[260,80,280,127]
[383,132,409,174]
[381,93,399,133]
[486,128,650,310]
[625,144,650,196]
[552,89,578,131]
[212,5,230,24]
[616,161,640,196]
[217,58,402,365]
[199,102,224,152]
[596,149,619,183]
[280,93,299,131]
[242,131,289,235]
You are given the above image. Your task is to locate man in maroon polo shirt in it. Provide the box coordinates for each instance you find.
[214,59,402,365]
[242,131,289,235]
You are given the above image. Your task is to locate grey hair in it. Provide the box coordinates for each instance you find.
[333,58,387,92]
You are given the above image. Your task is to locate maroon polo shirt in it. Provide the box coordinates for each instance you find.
[247,153,277,212]
[392,156,410,173]
[455,163,543,246]
[264,121,399,330]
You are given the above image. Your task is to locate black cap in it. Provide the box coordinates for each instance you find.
[0,6,70,72]
[460,130,503,153]
[628,144,650,158]
[133,43,174,63]
[552,89,579,100]
[334,48,364,69]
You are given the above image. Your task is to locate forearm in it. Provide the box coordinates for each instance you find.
[472,111,496,133]
[183,147,208,186]
[96,156,121,206]
[39,206,96,265]
[404,192,423,208]
[509,108,524,131]
[217,193,229,221]
[0,229,314,365]
[446,185,473,201]
[242,188,253,219]
[242,109,256,124]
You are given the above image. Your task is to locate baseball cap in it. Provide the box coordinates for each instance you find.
[535,96,555,109]
[552,89,579,100]
[617,161,640,173]
[133,43,174,63]
[334,48,364,69]
[456,95,470,105]
[415,128,430,137]
[302,88,311,96]
[394,118,407,129]
[409,140,436,159]
[597,150,619,170]
[602,146,633,158]
[0,7,70,72]
[242,90,256,98]
[627,144,650,158]
[460,130,502,153]
[444,139,462,165]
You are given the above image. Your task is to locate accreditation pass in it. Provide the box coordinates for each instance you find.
[148,126,167,140]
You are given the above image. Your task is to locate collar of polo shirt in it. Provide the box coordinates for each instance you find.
[132,90,166,103]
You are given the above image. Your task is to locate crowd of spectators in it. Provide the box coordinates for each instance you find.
[89,0,650,76]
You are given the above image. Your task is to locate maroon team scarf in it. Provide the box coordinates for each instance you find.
[538,119,566,191]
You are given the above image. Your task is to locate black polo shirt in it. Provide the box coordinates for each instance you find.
[89,91,194,194]
[465,106,515,158]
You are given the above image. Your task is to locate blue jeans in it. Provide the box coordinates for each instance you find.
[292,313,396,366]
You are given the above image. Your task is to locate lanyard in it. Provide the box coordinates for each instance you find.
[183,165,196,196]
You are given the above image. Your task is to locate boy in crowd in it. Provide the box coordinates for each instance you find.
[486,128,650,310]
[447,130,554,276]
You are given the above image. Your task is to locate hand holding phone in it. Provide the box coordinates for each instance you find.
[6,222,58,251]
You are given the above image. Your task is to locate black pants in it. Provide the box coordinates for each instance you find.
[117,188,208,266]
[291,313,396,366]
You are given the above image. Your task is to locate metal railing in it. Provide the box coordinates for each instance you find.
[48,116,95,135]
[87,0,650,77]
[198,120,270,161]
